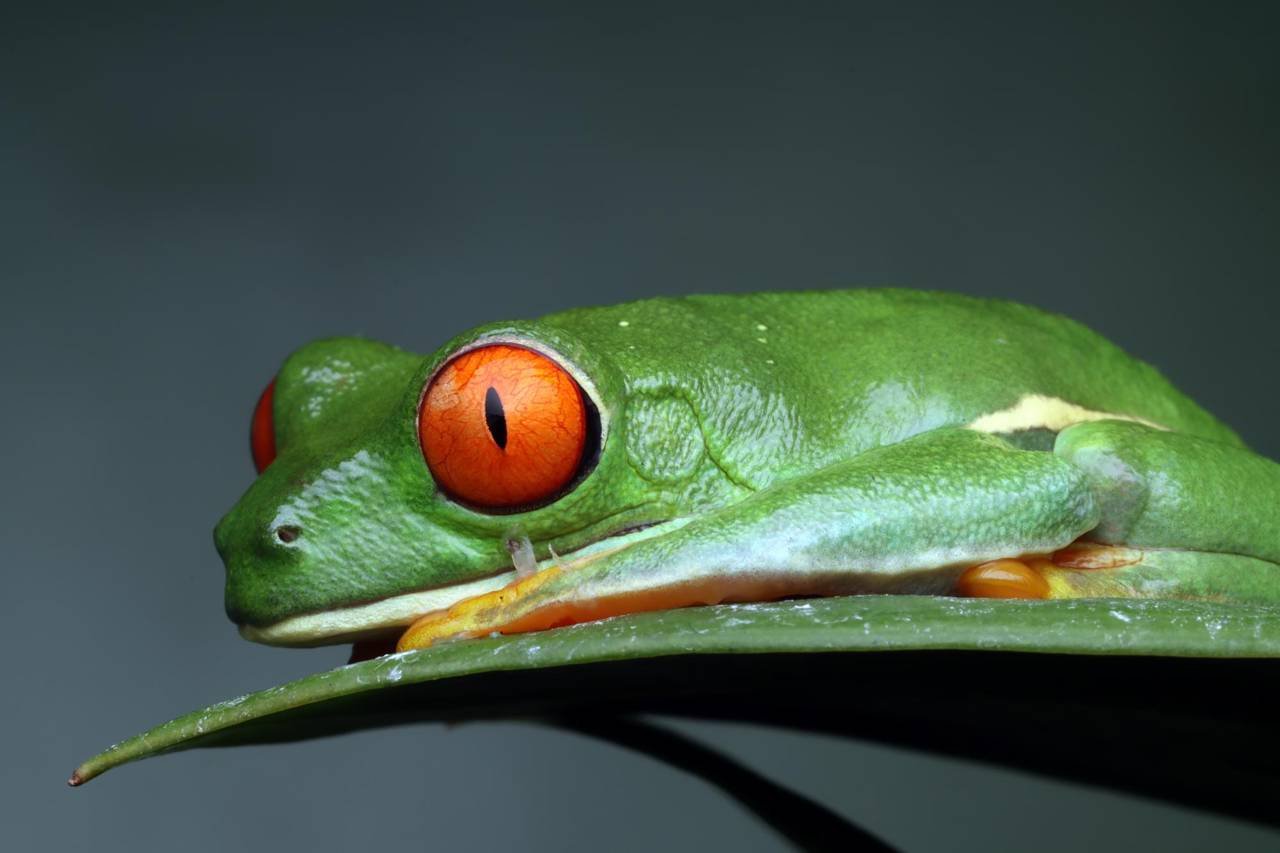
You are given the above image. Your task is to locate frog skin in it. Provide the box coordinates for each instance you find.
[214,289,1280,655]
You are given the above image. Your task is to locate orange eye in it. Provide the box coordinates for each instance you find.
[419,345,590,509]
[250,379,277,474]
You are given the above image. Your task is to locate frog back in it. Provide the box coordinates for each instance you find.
[540,289,1240,490]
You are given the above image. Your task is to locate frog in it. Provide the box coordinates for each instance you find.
[214,288,1280,657]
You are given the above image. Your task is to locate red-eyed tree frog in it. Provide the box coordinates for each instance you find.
[213,288,1280,658]
[71,288,1280,795]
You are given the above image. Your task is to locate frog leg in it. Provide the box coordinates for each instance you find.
[398,427,1099,649]
[1040,421,1280,603]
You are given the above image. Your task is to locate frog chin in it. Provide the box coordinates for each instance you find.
[237,570,518,648]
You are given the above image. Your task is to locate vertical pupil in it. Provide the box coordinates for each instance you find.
[484,386,508,450]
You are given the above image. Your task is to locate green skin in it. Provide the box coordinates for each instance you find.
[216,289,1280,649]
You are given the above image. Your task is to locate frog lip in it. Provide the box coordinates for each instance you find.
[237,570,518,647]
[237,517,684,648]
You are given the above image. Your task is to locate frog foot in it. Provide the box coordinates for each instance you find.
[396,541,629,650]
[954,543,1144,600]
[955,558,1054,599]
[397,540,1150,650]
[395,546,817,651]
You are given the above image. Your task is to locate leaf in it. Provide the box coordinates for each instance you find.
[72,596,1280,827]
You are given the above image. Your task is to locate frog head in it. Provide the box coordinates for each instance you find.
[215,321,693,647]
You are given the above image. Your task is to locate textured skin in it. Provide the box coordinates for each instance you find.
[396,428,1107,647]
[1056,421,1280,562]
[215,289,1272,638]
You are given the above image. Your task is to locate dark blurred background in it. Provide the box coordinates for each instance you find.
[4,3,1278,850]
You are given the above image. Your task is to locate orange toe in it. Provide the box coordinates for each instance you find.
[955,558,1050,600]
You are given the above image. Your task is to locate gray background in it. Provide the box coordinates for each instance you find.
[4,2,1279,851]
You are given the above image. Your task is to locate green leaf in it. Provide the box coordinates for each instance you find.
[73,596,1280,781]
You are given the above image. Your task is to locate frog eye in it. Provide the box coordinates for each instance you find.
[250,379,277,474]
[418,344,591,509]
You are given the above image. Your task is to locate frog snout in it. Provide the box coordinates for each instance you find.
[215,505,309,627]
[213,511,302,560]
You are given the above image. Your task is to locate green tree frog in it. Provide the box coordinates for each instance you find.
[215,289,1280,658]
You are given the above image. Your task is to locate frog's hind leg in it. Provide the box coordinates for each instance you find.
[1041,543,1280,604]
[1046,421,1280,605]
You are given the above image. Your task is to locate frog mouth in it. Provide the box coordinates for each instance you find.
[238,519,683,649]
[237,569,518,648]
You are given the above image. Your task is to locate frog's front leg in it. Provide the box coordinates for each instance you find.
[398,428,1100,649]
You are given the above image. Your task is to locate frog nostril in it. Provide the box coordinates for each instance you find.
[275,525,302,544]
